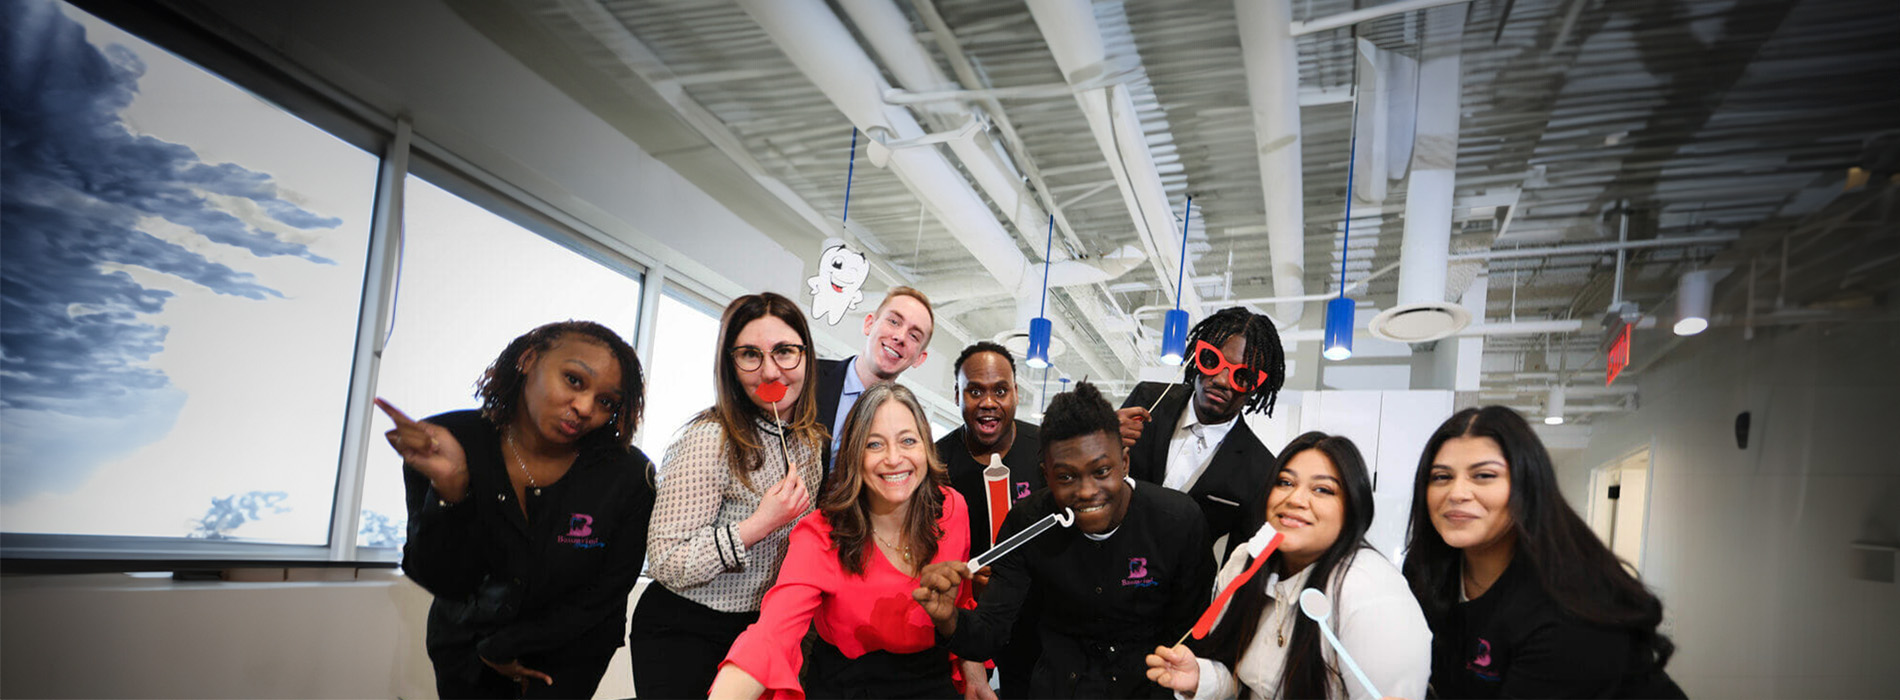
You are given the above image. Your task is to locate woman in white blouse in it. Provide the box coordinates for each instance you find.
[627,292,828,699]
[1146,432,1430,700]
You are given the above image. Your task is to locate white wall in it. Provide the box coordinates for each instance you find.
[1575,309,1900,698]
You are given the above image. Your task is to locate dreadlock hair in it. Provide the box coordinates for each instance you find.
[477,320,644,453]
[1036,380,1121,465]
[953,340,1016,380]
[1402,407,1675,670]
[1193,432,1377,700]
[1179,306,1287,416]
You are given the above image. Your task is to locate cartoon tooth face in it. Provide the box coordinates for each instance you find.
[807,242,868,325]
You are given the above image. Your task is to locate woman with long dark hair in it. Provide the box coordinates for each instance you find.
[708,382,974,698]
[377,320,654,699]
[1145,432,1429,699]
[1402,406,1683,698]
[628,292,828,698]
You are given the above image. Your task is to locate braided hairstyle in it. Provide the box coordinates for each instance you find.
[1178,306,1287,416]
[476,320,644,452]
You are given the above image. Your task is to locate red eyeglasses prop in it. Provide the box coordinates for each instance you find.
[1192,340,1269,393]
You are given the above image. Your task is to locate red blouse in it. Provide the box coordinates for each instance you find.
[721,485,972,699]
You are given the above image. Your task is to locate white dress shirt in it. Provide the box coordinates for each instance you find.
[1163,404,1237,492]
[1183,545,1432,700]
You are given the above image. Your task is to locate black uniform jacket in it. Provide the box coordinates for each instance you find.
[1121,381,1276,555]
[402,410,656,684]
[947,483,1214,699]
[1429,558,1686,699]
[814,356,851,472]
[936,420,1044,554]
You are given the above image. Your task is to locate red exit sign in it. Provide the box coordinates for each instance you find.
[1606,323,1631,385]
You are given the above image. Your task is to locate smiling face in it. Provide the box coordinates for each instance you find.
[1043,430,1131,534]
[1427,436,1517,555]
[957,350,1017,453]
[733,315,806,414]
[860,294,932,380]
[821,246,869,290]
[1191,333,1251,424]
[516,336,624,446]
[1266,448,1347,573]
[859,399,929,514]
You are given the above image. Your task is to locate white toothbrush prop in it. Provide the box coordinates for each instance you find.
[968,507,1075,570]
[1298,587,1382,699]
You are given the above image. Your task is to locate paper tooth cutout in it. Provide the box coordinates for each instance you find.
[806,240,868,326]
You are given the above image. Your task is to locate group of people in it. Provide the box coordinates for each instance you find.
[378,286,1684,700]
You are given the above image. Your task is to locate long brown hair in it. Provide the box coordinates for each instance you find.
[695,292,826,487]
[819,382,949,575]
[477,320,643,452]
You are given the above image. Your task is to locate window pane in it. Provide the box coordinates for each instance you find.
[1,3,376,544]
[639,292,722,459]
[357,175,643,548]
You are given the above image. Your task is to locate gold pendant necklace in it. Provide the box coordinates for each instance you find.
[874,529,911,563]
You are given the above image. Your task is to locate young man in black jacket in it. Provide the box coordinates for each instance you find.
[914,381,1213,699]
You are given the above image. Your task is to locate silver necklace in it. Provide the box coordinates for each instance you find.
[505,428,542,496]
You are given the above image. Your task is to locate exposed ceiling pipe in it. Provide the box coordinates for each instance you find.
[1369,4,1472,344]
[836,0,1145,374]
[1280,318,1582,342]
[1234,0,1308,326]
[733,0,1124,382]
[1027,0,1206,316]
[1291,0,1474,36]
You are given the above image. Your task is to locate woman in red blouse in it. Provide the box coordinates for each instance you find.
[710,382,975,699]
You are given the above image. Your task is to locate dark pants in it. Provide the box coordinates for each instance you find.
[627,583,759,698]
[432,646,614,699]
[803,637,957,699]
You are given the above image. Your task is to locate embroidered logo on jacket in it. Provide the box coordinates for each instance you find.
[558,513,603,549]
[1466,638,1499,681]
[1122,557,1157,587]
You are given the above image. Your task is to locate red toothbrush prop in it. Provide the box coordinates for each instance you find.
[982,454,1011,544]
[1175,525,1285,646]
[757,380,795,473]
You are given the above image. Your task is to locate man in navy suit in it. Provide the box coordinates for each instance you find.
[814,286,934,470]
[1116,306,1286,557]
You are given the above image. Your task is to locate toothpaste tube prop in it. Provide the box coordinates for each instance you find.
[982,454,1011,544]
[1175,525,1285,647]
[756,380,795,474]
[967,507,1076,571]
[1299,588,1382,699]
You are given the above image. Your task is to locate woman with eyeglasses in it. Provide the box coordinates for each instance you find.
[709,382,974,699]
[628,292,828,698]
[376,320,653,699]
[1403,407,1683,698]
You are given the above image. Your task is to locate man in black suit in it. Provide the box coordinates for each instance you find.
[814,286,934,470]
[1116,306,1286,557]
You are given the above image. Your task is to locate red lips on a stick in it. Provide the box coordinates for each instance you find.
[757,380,788,404]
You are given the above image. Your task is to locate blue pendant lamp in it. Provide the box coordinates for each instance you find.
[1160,196,1194,365]
[1323,76,1363,362]
[1025,214,1055,369]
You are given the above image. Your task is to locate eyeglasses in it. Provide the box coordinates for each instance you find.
[731,343,806,372]
[1193,339,1268,393]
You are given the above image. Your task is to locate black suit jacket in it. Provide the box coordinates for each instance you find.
[1120,381,1276,554]
[814,357,852,472]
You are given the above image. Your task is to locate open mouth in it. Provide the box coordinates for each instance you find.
[877,471,913,484]
[1075,503,1109,515]
[974,416,1002,433]
[1274,513,1311,529]
[881,342,903,361]
[831,283,844,292]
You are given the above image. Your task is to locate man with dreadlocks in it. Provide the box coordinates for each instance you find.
[1116,306,1286,558]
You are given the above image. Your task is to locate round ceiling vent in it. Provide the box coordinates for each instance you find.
[1367,302,1472,343]
[993,329,1066,363]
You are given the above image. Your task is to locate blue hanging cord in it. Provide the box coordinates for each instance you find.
[1340,55,1360,298]
[1039,214,1054,318]
[843,128,858,224]
[1174,195,1193,309]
